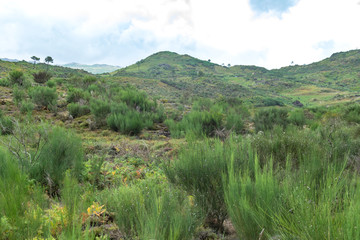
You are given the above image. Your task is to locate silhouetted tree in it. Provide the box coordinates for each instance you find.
[45,56,53,64]
[31,56,40,68]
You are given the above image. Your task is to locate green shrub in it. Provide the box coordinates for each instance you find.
[89,99,111,126]
[12,86,25,106]
[107,111,148,135]
[0,78,10,87]
[32,71,52,83]
[20,101,34,114]
[225,112,244,133]
[82,76,97,88]
[343,104,360,123]
[288,108,306,126]
[0,111,13,135]
[0,148,46,239]
[30,127,84,195]
[46,79,56,88]
[165,138,245,232]
[67,103,90,118]
[97,180,199,239]
[254,107,288,132]
[66,88,89,103]
[29,86,57,109]
[8,70,25,86]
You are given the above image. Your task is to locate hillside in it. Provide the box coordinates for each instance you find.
[110,50,360,106]
[62,62,121,74]
[0,60,92,79]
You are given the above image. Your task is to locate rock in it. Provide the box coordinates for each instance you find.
[292,100,304,107]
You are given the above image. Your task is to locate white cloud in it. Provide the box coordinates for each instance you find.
[0,0,359,68]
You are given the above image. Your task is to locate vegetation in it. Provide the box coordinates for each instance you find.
[1,49,360,239]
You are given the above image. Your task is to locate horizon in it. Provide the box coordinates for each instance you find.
[1,0,360,69]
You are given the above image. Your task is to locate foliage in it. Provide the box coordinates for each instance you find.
[0,110,13,135]
[67,103,90,118]
[8,70,25,86]
[30,127,84,194]
[20,101,34,114]
[165,138,245,232]
[254,107,289,132]
[12,86,26,105]
[97,179,199,239]
[33,71,52,84]
[29,86,58,109]
[89,99,111,126]
[107,110,151,135]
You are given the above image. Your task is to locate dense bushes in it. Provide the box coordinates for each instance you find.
[254,107,289,132]
[29,86,58,109]
[8,70,25,86]
[30,127,84,193]
[32,71,52,83]
[0,110,13,135]
[67,103,90,118]
[107,111,152,135]
[97,180,199,239]
[166,98,248,138]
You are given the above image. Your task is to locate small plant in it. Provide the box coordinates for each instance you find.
[12,86,26,106]
[33,71,52,84]
[67,103,90,118]
[20,101,34,114]
[8,70,25,86]
[29,86,58,109]
[90,99,111,126]
[0,110,13,135]
[46,79,56,88]
[107,111,148,135]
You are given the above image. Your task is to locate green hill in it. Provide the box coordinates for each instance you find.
[109,50,360,106]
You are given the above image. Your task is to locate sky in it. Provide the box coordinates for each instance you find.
[0,0,359,69]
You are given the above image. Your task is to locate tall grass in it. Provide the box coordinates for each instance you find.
[97,179,199,239]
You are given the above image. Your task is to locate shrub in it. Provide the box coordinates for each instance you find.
[0,111,13,135]
[225,112,244,133]
[67,103,90,118]
[0,148,46,239]
[288,108,306,126]
[29,86,57,109]
[66,88,89,103]
[30,127,84,195]
[0,78,10,87]
[12,86,25,106]
[20,101,34,114]
[254,107,288,132]
[89,99,111,126]
[165,138,246,232]
[343,104,360,123]
[82,76,97,88]
[97,180,199,239]
[107,111,148,135]
[8,70,25,86]
[46,79,56,88]
[32,71,52,83]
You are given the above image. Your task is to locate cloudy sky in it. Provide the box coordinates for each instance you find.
[0,0,359,69]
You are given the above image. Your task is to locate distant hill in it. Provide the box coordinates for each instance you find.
[0,58,20,62]
[62,62,121,74]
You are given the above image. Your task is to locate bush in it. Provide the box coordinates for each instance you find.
[89,99,111,126]
[67,103,90,118]
[0,148,46,239]
[254,107,288,132]
[8,70,25,86]
[29,86,57,109]
[46,79,56,88]
[0,111,13,135]
[82,76,97,88]
[12,86,25,106]
[97,180,199,239]
[30,127,84,195]
[107,111,149,135]
[20,101,34,114]
[165,138,246,232]
[32,71,52,83]
[288,108,306,126]
[66,88,89,103]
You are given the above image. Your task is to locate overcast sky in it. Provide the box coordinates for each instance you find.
[0,0,359,69]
